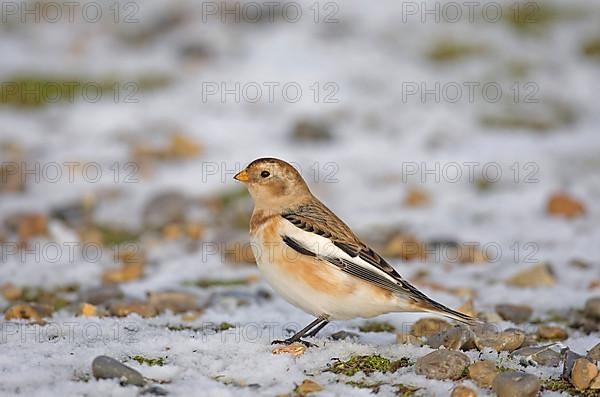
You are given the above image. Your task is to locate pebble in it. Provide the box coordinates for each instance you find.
[79,303,98,317]
[537,325,568,341]
[425,324,475,350]
[410,317,450,337]
[571,358,598,390]
[590,374,600,389]
[291,120,333,142]
[143,191,187,229]
[512,344,562,367]
[506,263,555,288]
[563,349,585,380]
[588,343,600,362]
[78,285,124,305]
[474,328,525,352]
[584,297,600,320]
[451,385,477,397]
[396,332,421,346]
[0,283,23,300]
[4,303,52,324]
[495,304,533,323]
[492,371,540,397]
[415,350,471,380]
[102,262,144,284]
[141,385,169,395]
[109,301,158,318]
[468,360,498,388]
[147,291,199,313]
[295,379,323,394]
[92,355,145,386]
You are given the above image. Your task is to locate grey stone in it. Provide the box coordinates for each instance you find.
[143,192,187,229]
[587,342,600,363]
[92,355,145,386]
[512,344,562,367]
[562,349,585,381]
[584,297,600,320]
[329,330,359,340]
[425,324,475,350]
[492,371,540,397]
[474,328,525,352]
[142,385,168,395]
[415,350,471,380]
[495,304,533,323]
[79,285,124,305]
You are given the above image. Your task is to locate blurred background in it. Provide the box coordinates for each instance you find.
[1,0,600,394]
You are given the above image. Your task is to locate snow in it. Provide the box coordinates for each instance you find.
[1,0,600,395]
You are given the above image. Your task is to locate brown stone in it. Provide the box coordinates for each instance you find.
[415,350,471,380]
[537,325,568,341]
[294,379,323,394]
[102,262,144,284]
[79,303,98,317]
[147,291,199,313]
[383,233,424,261]
[411,317,450,337]
[0,283,23,301]
[108,301,158,318]
[468,360,498,388]
[506,263,555,287]
[404,189,430,207]
[4,303,52,323]
[547,192,585,218]
[474,329,525,352]
[571,358,598,390]
[451,385,477,397]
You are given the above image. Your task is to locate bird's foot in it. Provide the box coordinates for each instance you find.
[270,338,316,348]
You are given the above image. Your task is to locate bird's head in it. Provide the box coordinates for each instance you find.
[234,158,311,209]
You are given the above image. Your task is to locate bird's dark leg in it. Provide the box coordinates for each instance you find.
[271,316,328,347]
[306,320,329,338]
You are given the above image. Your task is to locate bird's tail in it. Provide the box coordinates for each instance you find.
[412,297,483,326]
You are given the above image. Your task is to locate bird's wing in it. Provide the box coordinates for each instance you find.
[281,202,477,324]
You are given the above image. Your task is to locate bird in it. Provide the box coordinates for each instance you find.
[234,157,478,346]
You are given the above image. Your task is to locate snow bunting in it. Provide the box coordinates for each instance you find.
[234,158,477,345]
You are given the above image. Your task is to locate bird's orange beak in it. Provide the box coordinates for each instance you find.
[233,169,249,182]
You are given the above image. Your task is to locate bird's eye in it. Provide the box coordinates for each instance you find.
[261,170,270,178]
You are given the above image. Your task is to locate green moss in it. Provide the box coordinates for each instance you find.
[166,322,235,333]
[0,74,169,108]
[427,41,485,62]
[480,102,576,132]
[358,321,396,333]
[95,225,140,246]
[328,355,413,376]
[21,286,70,310]
[393,384,421,397]
[502,2,580,33]
[131,355,166,366]
[543,378,600,396]
[182,278,250,288]
[346,381,419,396]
